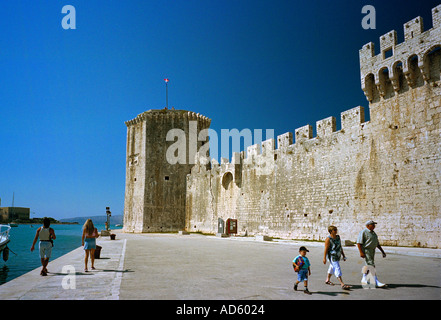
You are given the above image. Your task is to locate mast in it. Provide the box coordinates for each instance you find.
[11,192,14,222]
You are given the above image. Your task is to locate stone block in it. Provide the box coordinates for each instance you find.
[216,233,228,238]
[255,235,272,241]
[101,230,111,236]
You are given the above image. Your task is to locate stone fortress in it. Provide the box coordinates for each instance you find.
[123,5,441,248]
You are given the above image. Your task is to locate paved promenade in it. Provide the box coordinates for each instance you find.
[1,230,440,301]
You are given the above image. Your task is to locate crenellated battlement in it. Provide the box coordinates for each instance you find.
[276,132,292,149]
[195,105,368,179]
[125,108,211,127]
[295,124,313,143]
[360,4,441,103]
[316,116,336,138]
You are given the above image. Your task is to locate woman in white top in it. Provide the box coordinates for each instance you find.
[82,219,99,272]
[31,217,56,276]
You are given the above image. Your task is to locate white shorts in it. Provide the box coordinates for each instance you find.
[327,259,342,278]
[39,241,52,259]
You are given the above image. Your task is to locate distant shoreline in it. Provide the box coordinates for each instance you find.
[6,222,79,225]
[2,214,123,226]
[59,214,123,225]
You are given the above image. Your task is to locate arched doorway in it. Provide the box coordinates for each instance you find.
[220,172,235,221]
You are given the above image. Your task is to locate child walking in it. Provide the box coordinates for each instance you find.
[292,246,312,295]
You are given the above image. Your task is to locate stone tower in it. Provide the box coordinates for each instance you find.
[123,109,211,233]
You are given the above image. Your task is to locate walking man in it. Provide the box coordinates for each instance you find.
[356,220,386,288]
[31,217,56,276]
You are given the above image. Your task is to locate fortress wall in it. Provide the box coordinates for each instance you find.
[122,6,440,247]
[187,83,440,247]
[185,6,441,247]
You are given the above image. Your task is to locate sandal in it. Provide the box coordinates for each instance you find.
[341,284,351,290]
[325,281,335,286]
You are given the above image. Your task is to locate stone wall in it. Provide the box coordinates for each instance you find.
[185,6,441,248]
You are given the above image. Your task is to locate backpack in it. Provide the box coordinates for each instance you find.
[294,256,305,272]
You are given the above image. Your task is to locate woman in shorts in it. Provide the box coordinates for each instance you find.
[82,219,99,272]
[323,225,351,290]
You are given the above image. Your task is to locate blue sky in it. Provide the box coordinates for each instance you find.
[0,0,439,219]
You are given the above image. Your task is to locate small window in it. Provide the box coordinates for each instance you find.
[384,48,393,59]
[222,172,233,190]
[164,176,170,181]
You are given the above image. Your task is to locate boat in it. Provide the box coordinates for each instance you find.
[8,223,18,227]
[0,225,11,262]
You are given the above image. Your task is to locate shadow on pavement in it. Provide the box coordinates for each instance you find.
[312,291,351,296]
[100,269,134,273]
[385,283,441,289]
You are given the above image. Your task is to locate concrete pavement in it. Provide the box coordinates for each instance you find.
[0,230,440,300]
[0,234,127,299]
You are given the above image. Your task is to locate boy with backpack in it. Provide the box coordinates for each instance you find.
[292,246,311,294]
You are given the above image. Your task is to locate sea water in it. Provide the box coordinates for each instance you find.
[0,223,122,285]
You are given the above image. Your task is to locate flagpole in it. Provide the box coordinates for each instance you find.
[164,78,169,108]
